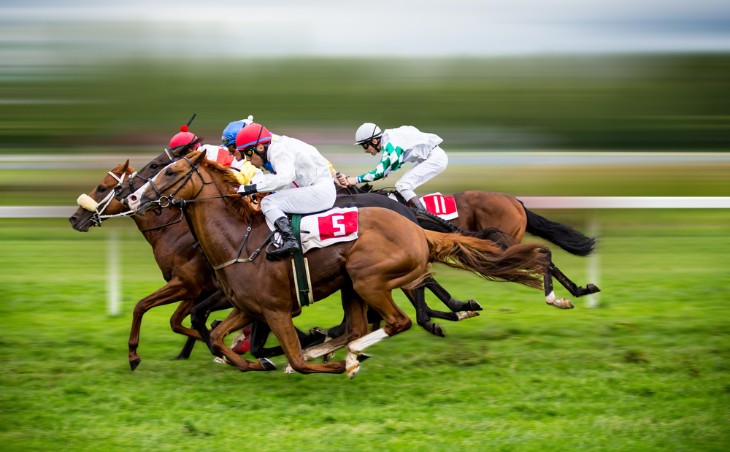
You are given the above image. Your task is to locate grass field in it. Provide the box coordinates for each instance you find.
[1,209,728,451]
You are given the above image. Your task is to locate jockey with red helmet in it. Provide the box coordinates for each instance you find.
[235,122,336,258]
[166,120,259,184]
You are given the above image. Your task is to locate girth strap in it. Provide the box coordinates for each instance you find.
[290,214,313,307]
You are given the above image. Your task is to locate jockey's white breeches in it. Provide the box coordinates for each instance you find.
[260,178,336,223]
[395,146,448,202]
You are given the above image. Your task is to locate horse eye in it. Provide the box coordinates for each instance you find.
[150,164,159,169]
[165,169,174,176]
[97,185,106,193]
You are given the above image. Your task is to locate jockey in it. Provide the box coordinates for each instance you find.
[339,123,448,211]
[235,122,336,259]
[167,121,258,184]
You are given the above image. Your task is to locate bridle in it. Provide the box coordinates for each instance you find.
[78,170,136,227]
[141,156,210,210]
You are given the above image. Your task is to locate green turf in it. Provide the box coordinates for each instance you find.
[0,210,728,451]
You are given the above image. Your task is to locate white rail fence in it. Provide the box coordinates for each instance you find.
[3,197,729,314]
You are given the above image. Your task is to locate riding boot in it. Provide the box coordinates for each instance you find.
[406,197,426,212]
[268,216,299,259]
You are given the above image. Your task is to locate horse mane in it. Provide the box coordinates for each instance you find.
[194,153,261,223]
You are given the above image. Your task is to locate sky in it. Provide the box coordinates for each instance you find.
[1,0,729,63]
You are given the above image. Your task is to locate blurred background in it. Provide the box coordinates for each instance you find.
[2,1,730,206]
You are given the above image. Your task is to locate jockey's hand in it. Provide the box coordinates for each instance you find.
[237,184,258,195]
[335,174,348,187]
[345,176,358,186]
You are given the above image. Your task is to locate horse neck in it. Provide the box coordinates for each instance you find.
[183,176,266,266]
[131,206,189,245]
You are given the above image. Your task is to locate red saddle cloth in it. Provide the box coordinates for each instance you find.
[420,193,458,220]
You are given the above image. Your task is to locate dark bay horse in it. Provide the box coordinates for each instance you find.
[351,185,600,309]
[126,151,551,376]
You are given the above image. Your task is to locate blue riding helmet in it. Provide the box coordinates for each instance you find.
[221,120,247,148]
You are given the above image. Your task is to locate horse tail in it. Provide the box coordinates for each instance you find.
[521,203,596,256]
[423,230,548,290]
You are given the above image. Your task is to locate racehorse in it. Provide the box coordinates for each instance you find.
[68,161,228,369]
[349,185,600,310]
[126,151,551,376]
[115,146,486,343]
[68,161,323,370]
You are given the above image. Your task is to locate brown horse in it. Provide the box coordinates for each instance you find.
[126,151,550,376]
[351,185,600,309]
[116,147,485,343]
[68,161,232,370]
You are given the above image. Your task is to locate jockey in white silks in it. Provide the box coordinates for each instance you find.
[235,122,336,259]
[340,123,448,211]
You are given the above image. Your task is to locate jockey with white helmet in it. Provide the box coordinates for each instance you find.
[341,122,448,211]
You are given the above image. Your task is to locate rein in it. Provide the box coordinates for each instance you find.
[151,157,272,268]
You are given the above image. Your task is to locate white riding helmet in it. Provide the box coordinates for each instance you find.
[354,122,382,144]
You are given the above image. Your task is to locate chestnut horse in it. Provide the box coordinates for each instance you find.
[114,147,485,343]
[69,161,325,369]
[68,161,231,370]
[126,151,550,376]
[350,185,600,308]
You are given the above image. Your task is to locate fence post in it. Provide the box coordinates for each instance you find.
[586,217,600,308]
[107,229,121,316]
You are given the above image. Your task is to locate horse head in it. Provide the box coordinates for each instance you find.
[69,160,135,232]
[114,143,199,202]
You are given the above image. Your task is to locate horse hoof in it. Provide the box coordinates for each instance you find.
[467,300,483,311]
[456,310,480,320]
[129,358,141,371]
[587,284,601,294]
[259,358,276,371]
[284,364,294,374]
[357,353,371,363]
[211,320,222,329]
[547,298,574,309]
[429,323,445,337]
[174,354,189,361]
[347,364,360,379]
[212,357,227,365]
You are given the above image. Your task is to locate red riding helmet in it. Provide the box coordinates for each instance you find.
[168,125,200,150]
[235,122,272,151]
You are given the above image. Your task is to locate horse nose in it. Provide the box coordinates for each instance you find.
[127,194,139,210]
[68,215,77,226]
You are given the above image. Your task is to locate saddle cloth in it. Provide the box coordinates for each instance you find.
[420,193,458,220]
[266,207,359,253]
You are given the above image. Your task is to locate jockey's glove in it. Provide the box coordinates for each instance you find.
[237,184,258,195]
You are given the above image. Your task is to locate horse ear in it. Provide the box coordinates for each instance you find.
[191,150,206,164]
[122,159,130,171]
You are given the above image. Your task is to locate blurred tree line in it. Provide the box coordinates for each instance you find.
[1,53,729,152]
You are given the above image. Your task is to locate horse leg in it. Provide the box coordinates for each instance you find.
[128,280,190,370]
[540,248,574,309]
[189,290,230,356]
[178,289,229,359]
[423,276,483,314]
[346,285,412,378]
[168,299,203,360]
[209,309,275,372]
[264,309,347,375]
[402,287,447,337]
[549,262,601,297]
